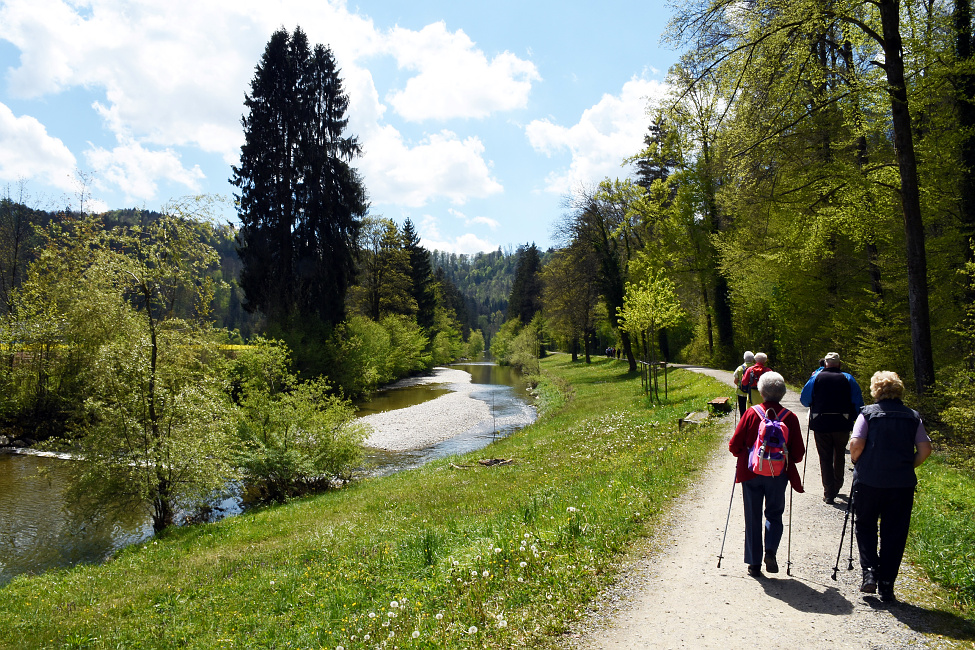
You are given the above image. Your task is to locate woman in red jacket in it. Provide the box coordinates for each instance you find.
[729,371,805,576]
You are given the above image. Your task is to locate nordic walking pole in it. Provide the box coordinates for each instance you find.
[847,488,856,571]
[717,473,737,568]
[786,487,794,575]
[831,489,854,580]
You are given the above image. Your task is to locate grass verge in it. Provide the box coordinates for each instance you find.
[910,457,975,616]
[0,356,725,649]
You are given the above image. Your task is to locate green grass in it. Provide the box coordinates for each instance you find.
[0,356,726,649]
[910,457,975,614]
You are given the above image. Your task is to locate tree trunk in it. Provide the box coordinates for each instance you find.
[879,0,936,393]
[622,330,637,372]
[956,0,975,269]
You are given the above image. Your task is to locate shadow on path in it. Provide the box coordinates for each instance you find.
[757,576,853,615]
[863,598,975,644]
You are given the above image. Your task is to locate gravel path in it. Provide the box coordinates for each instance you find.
[360,368,491,451]
[566,365,962,649]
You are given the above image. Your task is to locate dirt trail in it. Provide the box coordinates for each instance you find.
[567,366,961,649]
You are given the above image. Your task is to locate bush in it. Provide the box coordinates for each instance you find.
[229,338,368,501]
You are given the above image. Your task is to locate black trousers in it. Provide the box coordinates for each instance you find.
[853,483,915,585]
[737,395,748,416]
[814,430,850,499]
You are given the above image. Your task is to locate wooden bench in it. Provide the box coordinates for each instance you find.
[707,396,733,415]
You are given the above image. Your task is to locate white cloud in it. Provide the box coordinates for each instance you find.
[0,102,76,189]
[362,127,502,207]
[417,216,496,254]
[384,22,540,121]
[525,76,670,194]
[448,207,499,230]
[84,138,205,203]
[0,0,523,210]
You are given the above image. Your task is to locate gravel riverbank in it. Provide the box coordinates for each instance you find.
[360,367,492,451]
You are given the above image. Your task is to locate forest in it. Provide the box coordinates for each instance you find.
[3,2,975,532]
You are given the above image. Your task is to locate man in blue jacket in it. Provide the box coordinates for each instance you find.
[800,352,864,504]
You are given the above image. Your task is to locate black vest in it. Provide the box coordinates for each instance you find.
[809,368,856,432]
[853,400,921,488]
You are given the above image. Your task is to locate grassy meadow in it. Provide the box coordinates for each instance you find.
[0,356,725,649]
[2,354,973,649]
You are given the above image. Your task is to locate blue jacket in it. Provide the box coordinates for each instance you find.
[799,367,864,432]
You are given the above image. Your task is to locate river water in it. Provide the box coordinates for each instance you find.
[0,362,534,585]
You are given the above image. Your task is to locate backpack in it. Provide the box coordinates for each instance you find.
[741,364,767,392]
[748,405,790,476]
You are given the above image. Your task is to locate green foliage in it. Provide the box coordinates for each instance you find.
[14,203,239,532]
[0,358,727,649]
[490,318,522,366]
[466,329,485,360]
[910,458,975,610]
[230,338,367,502]
[323,314,433,396]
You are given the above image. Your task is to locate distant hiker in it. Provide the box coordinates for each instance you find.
[739,352,770,408]
[850,371,932,603]
[810,358,825,378]
[733,351,756,416]
[729,371,805,577]
[799,352,864,504]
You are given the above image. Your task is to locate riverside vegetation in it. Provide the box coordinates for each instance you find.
[1,356,972,649]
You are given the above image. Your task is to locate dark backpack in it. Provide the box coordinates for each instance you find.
[747,405,790,476]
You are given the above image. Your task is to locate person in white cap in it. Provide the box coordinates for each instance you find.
[732,351,755,416]
[799,351,864,504]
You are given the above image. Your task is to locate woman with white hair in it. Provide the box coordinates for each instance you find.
[733,351,756,416]
[729,371,805,576]
[850,371,932,603]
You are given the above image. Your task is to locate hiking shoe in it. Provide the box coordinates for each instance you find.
[879,582,897,603]
[764,551,779,573]
[823,495,835,505]
[860,569,877,594]
[747,564,762,577]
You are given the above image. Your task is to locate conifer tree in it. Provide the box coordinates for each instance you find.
[507,243,543,324]
[232,27,366,329]
[403,218,436,329]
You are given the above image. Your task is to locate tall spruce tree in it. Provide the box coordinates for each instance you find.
[403,218,436,329]
[232,27,367,329]
[507,243,543,324]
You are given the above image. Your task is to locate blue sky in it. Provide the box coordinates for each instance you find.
[0,0,678,253]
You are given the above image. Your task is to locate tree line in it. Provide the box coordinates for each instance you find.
[489,1,975,455]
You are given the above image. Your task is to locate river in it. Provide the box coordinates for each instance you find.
[0,362,534,585]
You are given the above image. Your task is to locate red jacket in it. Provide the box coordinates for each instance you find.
[729,401,805,493]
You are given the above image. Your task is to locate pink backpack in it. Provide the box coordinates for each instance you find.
[748,405,790,476]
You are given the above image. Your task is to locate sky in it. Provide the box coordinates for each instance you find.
[0,0,678,254]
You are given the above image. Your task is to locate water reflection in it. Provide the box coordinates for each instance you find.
[0,453,152,585]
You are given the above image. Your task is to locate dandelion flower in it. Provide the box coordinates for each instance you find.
[363,635,370,642]
[498,620,508,628]
[482,570,490,578]
[520,546,526,552]
[369,612,377,619]
[435,613,443,620]
[337,646,344,650]
[494,547,502,553]
[518,577,524,582]
[520,561,527,568]
[390,600,399,608]
[567,507,577,513]
[412,630,420,638]
[468,626,478,635]
[546,594,553,600]
[471,570,477,577]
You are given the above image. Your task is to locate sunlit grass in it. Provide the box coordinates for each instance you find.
[0,356,728,649]
[910,457,975,614]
